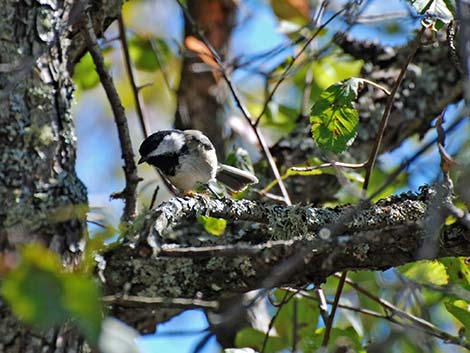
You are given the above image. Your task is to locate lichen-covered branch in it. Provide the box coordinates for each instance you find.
[103,186,470,308]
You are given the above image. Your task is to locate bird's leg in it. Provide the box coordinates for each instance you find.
[205,183,222,200]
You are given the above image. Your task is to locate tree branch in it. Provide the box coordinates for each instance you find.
[81,12,139,222]
[103,185,470,304]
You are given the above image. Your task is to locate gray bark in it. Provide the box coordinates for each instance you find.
[0,0,121,351]
[103,186,469,304]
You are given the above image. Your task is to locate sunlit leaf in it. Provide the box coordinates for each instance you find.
[198,216,227,236]
[311,56,364,90]
[185,35,218,69]
[270,0,310,24]
[399,260,448,286]
[63,274,102,343]
[445,299,470,341]
[439,257,470,290]
[310,78,360,154]
[73,53,101,90]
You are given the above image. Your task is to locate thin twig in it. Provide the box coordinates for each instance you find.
[320,28,424,343]
[102,294,219,310]
[149,185,160,209]
[117,15,149,138]
[175,0,292,205]
[360,78,391,96]
[370,113,466,201]
[261,290,295,353]
[81,12,139,222]
[342,276,470,350]
[290,161,367,172]
[254,5,349,127]
[321,271,347,347]
[300,0,329,118]
[362,27,425,192]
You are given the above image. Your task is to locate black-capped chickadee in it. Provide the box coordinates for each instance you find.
[138,129,258,194]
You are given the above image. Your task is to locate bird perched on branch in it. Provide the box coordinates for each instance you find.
[138,129,258,195]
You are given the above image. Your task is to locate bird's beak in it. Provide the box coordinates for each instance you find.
[138,156,146,164]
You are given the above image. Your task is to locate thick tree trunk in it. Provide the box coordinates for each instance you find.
[175,0,237,159]
[0,1,120,351]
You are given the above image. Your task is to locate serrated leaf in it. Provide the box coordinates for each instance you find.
[399,260,448,285]
[198,216,227,236]
[445,299,470,341]
[1,244,102,344]
[310,78,360,154]
[235,327,287,353]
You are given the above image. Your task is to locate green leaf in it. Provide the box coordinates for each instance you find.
[445,299,470,341]
[73,53,101,90]
[311,56,364,90]
[310,78,360,154]
[129,36,169,72]
[2,244,102,344]
[399,260,448,286]
[273,290,320,340]
[63,275,102,343]
[439,257,470,290]
[310,327,366,353]
[235,327,287,353]
[198,215,227,236]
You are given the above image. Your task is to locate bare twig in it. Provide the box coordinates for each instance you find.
[360,78,391,96]
[149,185,160,209]
[81,12,139,222]
[371,113,467,201]
[255,5,349,127]
[117,15,149,138]
[102,294,219,310]
[342,276,470,350]
[322,29,424,345]
[261,290,295,353]
[321,271,347,347]
[362,27,425,192]
[175,0,292,205]
[290,161,367,173]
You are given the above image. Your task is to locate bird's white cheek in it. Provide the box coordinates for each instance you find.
[150,132,185,156]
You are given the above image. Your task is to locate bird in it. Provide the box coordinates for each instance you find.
[138,129,258,195]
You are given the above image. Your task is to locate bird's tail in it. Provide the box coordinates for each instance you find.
[216,164,258,192]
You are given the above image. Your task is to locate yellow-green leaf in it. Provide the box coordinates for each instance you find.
[1,244,102,344]
[445,299,470,341]
[198,216,227,236]
[399,260,448,286]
